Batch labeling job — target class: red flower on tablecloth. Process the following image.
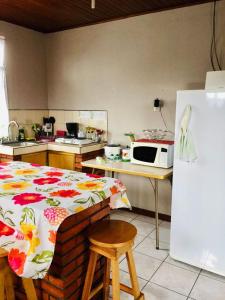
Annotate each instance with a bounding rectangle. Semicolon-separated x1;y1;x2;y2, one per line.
45;171;64;177
0;221;15;236
44;207;69;226
8;248;26;275
30;163;41;167
110;186;119;195
49;189;81;198
86;173;103;178
33;177;60;185
48;230;57;243
12;193;46;205
0;174;13;180
0;162;9;166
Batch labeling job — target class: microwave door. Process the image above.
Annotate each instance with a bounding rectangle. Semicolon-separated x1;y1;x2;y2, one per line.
133;146;157;163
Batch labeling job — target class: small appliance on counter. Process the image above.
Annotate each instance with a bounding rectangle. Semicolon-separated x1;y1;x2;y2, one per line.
56;130;67;137
130;139;174;168
66;122;79;138
43;117;55;136
104;144;121;160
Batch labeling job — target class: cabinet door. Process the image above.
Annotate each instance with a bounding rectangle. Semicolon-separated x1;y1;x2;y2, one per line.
21;151;47;166
0;158;12;163
48;152;75;170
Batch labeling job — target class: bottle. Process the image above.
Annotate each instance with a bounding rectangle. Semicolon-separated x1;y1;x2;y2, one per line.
122;146;131;162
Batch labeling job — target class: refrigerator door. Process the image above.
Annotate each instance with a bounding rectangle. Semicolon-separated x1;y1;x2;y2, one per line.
170;89;225;276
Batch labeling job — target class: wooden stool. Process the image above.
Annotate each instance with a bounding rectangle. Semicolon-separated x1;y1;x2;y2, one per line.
0;248;37;300
82;220;145;300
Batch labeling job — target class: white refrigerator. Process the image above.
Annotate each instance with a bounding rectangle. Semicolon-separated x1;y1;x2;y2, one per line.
170;89;225;276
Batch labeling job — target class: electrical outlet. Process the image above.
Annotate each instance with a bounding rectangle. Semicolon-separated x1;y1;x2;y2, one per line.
153;98;161;112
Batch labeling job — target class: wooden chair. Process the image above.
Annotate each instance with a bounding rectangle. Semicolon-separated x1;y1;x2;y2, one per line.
0;248;37;300
82;220;145;300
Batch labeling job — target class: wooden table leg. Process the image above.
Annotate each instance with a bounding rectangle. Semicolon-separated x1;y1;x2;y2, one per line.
0;271;5;300
154;179;160;250
22;278;37;300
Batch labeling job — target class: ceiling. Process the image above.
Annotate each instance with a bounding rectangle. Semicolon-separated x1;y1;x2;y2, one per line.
0;0;217;33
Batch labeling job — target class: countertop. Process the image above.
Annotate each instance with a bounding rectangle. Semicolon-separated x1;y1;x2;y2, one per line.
0;141;105;156
82;159;173;179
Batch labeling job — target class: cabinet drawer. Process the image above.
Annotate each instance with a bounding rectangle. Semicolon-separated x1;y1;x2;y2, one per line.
48;151;75;170
21;151;47;166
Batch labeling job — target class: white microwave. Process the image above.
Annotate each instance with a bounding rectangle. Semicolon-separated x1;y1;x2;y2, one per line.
130;139;174;168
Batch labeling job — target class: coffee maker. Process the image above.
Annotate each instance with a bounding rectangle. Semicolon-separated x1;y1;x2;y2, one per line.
43;117;55;136
66;123;79;138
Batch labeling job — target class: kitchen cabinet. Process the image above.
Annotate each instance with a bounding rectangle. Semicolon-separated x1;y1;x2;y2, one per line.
0;157;12;163
48;151;75;170
0;146;104;171
21;151;47;166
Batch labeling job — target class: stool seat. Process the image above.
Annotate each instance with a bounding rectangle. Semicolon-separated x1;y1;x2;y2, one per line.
89;220;137;248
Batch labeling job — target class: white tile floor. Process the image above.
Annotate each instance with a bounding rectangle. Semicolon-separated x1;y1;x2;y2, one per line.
109;209;225;300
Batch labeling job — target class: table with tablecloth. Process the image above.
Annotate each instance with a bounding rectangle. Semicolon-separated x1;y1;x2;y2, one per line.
0;161;130;287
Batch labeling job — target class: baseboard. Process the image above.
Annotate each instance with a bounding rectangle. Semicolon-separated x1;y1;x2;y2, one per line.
119;206;171;222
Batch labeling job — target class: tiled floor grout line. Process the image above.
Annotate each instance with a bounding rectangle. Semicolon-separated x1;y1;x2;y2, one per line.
133;234;149;249
186;270;201;299
145;281;191;298
139;250;170;292
160;260;201;274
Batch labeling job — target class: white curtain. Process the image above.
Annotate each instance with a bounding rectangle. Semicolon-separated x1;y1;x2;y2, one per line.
0;37;9;138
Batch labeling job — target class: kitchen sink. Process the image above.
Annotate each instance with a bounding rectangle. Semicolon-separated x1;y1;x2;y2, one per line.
2;142;39;147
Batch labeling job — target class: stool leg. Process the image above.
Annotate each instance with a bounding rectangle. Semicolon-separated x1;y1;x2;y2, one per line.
82;250;98;300
126;249;142;299
111;259;120;300
5;271;15;300
103;258;111;300
0;271;5;300
22;278;37;300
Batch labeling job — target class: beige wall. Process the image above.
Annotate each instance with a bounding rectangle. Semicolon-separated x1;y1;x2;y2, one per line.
46;1;225;214
0;21;47;109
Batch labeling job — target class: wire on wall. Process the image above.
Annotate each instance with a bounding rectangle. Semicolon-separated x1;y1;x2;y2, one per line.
160;110;168;131
210;0;222;71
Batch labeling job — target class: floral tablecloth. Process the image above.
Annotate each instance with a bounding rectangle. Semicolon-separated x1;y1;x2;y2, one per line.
0;161;130;279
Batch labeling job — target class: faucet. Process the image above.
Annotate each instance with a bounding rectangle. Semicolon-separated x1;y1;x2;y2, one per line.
8;120;19;142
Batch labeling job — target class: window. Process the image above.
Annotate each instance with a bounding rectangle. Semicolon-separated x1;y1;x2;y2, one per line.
0;37;9;137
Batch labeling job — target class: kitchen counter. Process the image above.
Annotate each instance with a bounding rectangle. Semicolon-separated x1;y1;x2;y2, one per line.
48;141;105;154
0;141;105;156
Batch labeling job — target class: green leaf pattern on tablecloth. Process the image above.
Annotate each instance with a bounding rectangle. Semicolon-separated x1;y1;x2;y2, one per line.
32;250;53;264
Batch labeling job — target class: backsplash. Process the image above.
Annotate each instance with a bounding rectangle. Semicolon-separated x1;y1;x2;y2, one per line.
9;109;108;141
